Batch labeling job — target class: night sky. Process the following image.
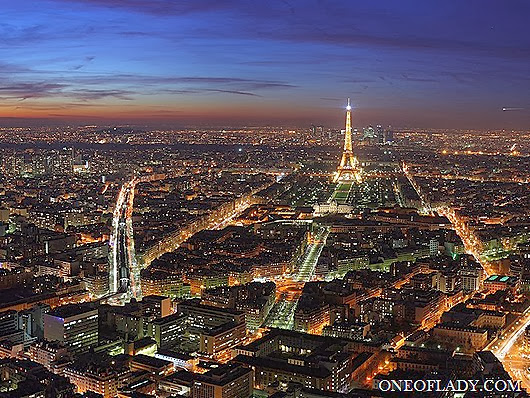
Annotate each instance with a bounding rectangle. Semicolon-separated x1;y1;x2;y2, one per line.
1;0;530;129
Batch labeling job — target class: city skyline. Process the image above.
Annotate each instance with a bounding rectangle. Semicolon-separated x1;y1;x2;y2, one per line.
0;101;529;395
1;3;530;396
1;0;530;129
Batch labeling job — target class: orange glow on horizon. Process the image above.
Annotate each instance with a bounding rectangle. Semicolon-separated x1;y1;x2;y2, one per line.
0;100;338;125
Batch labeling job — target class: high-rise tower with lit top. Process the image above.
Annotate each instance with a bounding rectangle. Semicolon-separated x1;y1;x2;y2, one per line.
334;99;362;182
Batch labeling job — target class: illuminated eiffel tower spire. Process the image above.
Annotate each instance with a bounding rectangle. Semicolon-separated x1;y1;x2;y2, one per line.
334;98;362;182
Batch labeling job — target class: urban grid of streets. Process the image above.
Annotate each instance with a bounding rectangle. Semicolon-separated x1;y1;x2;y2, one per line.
110;176;268;302
403;161;530;389
107;160;530;387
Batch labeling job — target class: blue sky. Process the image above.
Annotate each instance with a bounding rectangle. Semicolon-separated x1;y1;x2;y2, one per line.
1;0;530;128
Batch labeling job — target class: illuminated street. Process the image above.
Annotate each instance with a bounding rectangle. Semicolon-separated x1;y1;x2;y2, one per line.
109;182;129;294
403;162;494;276
402;162;433;213
110;178;141;299
435;205;495;276
139;181;274;266
487;307;530;390
266;226;329;330
265;301;298;330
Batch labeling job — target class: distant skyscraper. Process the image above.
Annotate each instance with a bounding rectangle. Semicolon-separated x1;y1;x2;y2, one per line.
376;125;384;144
384;128;394;143
363;125;376;141
311;125;324;136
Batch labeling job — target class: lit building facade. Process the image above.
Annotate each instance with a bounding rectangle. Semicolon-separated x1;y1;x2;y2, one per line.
43;304;98;354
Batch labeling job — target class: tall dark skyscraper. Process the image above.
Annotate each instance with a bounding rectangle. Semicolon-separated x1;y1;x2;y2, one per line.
376;125;384;144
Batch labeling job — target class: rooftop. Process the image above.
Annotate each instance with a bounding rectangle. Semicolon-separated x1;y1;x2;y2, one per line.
47;303;97;319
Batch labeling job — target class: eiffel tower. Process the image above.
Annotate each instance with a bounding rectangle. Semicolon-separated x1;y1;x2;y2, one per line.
333;98;362;183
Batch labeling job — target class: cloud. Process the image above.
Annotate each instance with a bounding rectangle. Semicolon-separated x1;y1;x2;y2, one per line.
6;0;530;67
71;56;96;71
51;0;234;15
246;82;295;90
270;27;530;61
439;72;477;85
0;62;33;73
0;81;134;101
0;70;295;105
63;74;296;95
160;88;259;96
400;74;439;83
319;97;342;101
67;89;134;100
62;74;295;88
0;22;98;47
0;83;67;100
119;31;153;37
203;89;259;97
342;79;378;84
